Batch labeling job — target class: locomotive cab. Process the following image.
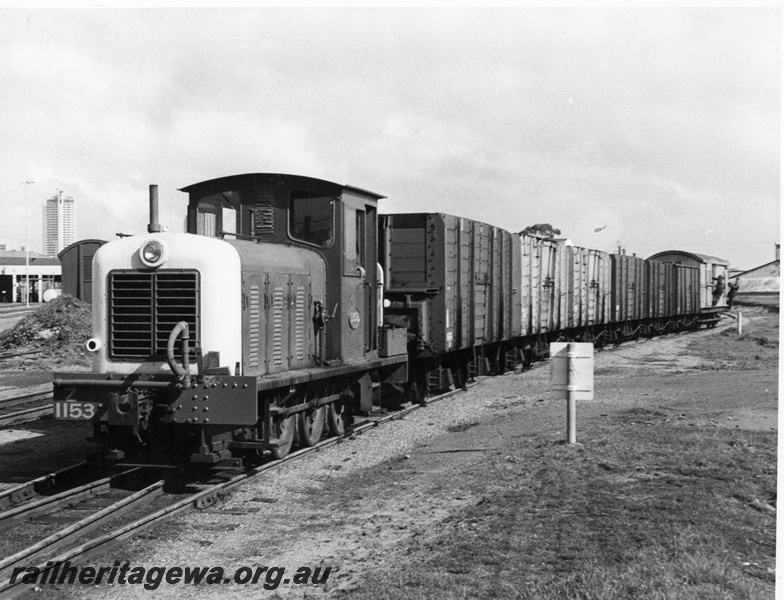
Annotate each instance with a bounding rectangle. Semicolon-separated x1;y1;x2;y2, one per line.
182;173;383;366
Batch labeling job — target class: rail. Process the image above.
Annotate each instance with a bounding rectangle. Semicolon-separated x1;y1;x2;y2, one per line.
0;383;472;596
0;462;88;512
0;467;170;590
0;391;53;427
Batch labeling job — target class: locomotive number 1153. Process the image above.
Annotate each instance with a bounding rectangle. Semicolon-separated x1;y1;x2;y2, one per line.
53;401;100;420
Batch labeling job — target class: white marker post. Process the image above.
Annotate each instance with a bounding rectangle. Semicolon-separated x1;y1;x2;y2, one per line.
551;342;594;444
738;311;743;336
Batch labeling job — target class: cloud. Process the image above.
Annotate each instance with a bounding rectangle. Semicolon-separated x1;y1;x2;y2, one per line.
0;7;777;270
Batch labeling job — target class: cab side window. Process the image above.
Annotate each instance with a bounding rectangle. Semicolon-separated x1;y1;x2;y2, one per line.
194;191;240;237
290;192;334;248
343;207;366;275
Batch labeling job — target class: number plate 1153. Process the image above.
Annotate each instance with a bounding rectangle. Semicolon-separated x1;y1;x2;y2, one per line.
54;401;99;420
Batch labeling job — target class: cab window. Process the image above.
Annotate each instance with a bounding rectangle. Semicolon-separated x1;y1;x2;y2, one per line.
195;191;240;237
344;208;366;275
289;191;334;247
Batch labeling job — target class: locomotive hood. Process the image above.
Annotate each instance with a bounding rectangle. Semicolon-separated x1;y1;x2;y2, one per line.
88;232;243;376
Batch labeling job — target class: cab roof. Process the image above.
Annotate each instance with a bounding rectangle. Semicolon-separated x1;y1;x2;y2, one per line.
179;173;386;201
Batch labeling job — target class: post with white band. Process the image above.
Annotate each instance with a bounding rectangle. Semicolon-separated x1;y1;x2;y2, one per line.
550;342;594;444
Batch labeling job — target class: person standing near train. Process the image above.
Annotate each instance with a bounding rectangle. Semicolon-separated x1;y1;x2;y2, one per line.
727;278;740;309
712;275;725;307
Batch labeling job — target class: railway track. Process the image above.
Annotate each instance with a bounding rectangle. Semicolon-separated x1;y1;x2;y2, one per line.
0;465;176;592
0;390;53;427
0;462;92;513
0;351;42;361
0;384;469;596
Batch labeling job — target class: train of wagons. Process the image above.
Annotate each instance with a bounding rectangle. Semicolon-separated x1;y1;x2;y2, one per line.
52;173;729;467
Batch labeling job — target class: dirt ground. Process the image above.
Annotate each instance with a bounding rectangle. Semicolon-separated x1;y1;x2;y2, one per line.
7;307;779;599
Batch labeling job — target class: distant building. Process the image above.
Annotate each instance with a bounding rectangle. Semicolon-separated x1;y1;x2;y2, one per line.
0;250;61;303
43;191;76;257
731;244;780;296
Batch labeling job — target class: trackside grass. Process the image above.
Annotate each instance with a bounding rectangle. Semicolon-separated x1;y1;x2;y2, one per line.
343;308;777;600
348;420;775;599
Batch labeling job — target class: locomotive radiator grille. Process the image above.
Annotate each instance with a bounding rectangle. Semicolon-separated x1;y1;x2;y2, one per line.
293;286;306;362
248;285;260;368
108;270;200;360
271;287;284;366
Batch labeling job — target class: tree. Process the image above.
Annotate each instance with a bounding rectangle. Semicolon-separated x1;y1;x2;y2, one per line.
518;223;561;239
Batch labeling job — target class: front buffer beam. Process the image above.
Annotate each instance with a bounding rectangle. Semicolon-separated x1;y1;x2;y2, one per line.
52;372;259;427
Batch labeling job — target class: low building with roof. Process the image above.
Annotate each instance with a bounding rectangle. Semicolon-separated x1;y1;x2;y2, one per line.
0;250;61;303
731;244;779;297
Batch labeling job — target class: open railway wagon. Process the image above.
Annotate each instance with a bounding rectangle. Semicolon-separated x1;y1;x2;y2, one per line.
608;254;695;340
379;213;521;396
380;212;726;397
520;237;612;353
379;214;619;395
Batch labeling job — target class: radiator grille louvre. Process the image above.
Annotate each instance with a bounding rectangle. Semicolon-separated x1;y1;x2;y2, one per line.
293;285;306;361
271;287;284;366
248;285;260;368
253;191;276;237
109;271;200;360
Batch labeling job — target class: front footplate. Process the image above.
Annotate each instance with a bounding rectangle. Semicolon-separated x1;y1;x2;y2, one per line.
52;372;258;427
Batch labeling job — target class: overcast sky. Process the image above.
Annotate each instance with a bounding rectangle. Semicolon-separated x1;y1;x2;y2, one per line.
0;7;779;270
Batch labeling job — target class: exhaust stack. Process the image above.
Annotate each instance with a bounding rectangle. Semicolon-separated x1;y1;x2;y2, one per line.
148;184;162;233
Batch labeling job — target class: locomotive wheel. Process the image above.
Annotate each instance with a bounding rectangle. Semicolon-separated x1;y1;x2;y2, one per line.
327;401;347;436
270;414;295;460
298;401;325;447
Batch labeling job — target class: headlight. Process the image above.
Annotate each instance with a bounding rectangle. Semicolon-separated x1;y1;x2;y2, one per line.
140;240;166;267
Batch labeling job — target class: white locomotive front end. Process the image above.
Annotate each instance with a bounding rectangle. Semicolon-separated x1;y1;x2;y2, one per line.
52;227;259;465
87;232;242;377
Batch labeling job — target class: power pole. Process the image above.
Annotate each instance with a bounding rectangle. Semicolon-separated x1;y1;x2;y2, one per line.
21;180;35;308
